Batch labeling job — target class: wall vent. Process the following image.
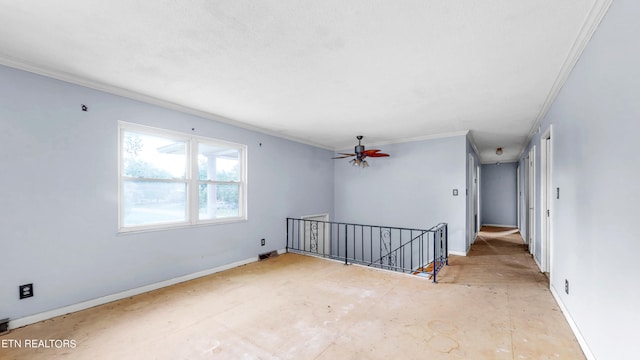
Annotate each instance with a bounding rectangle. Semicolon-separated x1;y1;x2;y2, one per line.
259;251;278;261
0;318;9;334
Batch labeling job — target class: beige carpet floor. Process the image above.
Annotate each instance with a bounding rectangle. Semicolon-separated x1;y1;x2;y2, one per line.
0;227;584;359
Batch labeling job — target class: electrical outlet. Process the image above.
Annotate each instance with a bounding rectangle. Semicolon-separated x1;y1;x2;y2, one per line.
261;238;265;246
565;279;569;294
19;283;33;299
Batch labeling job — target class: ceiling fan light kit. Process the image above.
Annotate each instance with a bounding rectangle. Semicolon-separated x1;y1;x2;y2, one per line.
333;136;389;168
349;158;369;167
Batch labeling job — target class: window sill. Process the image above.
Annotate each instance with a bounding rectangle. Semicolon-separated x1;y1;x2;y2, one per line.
117;217;248;235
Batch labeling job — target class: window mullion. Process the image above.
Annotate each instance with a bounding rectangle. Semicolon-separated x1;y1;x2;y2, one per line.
189;139;198;225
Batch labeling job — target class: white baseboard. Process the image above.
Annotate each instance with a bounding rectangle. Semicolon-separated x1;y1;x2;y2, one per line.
448;250;467;256
550;285;595;360
9;249;286;330
534;257;543;272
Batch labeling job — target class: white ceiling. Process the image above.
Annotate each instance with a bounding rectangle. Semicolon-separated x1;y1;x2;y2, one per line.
0;0;612;163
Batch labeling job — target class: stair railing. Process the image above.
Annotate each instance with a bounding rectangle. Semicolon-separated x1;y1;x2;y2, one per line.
286;218;448;283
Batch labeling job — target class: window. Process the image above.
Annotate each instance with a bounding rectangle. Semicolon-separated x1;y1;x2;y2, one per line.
119;122;246;231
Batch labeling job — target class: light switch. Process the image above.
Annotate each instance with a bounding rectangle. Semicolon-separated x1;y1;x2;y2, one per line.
453;189;459;196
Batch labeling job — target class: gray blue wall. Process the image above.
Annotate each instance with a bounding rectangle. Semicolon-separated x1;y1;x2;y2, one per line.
334;135;468;254
0;65;335;321
480;162;517;227
520;0;640;358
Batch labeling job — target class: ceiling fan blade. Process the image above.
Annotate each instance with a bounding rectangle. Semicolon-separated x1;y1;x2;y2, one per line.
362;149;382;155
363;149;390;157
332;154;355;159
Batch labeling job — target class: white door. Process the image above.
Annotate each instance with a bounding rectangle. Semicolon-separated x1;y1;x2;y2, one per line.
476;164;480;236
301;214;329;255
528;146;536;256
524;156;530;246
517;165;521;230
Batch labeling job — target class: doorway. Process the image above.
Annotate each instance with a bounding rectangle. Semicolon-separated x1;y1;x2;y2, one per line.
300;213;330;255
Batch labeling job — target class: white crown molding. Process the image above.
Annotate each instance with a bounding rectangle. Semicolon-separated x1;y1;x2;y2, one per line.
0;56;333;151
518;0;614;159
349;130;470;150
466;131;480;156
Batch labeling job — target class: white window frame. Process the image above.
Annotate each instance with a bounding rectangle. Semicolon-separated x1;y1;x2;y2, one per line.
118;121;247;232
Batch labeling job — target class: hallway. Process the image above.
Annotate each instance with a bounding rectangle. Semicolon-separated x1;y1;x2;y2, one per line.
1;228;584;359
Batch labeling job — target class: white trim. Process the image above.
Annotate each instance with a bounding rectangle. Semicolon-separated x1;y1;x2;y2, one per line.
300;213;330;221
550;286;596;360
349;130;470;149
534;257;543;272
115;218;249;236
518;0;614;160
468;154;476;250
8;251;285;330
476;164;481;237
448;250;467;257
540;126;553;273
527;146;536;256
466;132;480;155
517;165;521;230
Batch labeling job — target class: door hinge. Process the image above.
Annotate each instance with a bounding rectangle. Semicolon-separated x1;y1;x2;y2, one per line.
547;209;550;217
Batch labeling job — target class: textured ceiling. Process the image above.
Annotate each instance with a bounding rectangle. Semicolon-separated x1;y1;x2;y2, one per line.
0;0;611;163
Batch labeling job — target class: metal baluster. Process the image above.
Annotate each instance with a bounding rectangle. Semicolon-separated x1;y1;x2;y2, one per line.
344;224;348;265
370;227;373;264
361;225;364;263
445;224;449;266
433;228;437;283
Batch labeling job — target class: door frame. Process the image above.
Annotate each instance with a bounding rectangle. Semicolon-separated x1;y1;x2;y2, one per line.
476;163;481;238
468;154;478;247
523;155;530;246
527;146;536;257
517;165;521;230
540;126;553;273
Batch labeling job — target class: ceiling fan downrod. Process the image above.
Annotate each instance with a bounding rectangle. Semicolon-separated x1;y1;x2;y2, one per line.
355;135;365;154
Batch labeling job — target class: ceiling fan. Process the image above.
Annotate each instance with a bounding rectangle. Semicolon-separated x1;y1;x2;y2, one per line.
333;135;390;167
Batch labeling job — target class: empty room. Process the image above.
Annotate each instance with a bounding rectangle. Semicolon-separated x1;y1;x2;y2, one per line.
1;1;638;359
